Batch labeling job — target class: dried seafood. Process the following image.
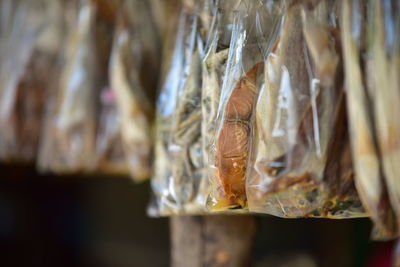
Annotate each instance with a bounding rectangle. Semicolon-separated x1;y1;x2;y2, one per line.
211;63;262;210
341;0;397;238
0;0;62;162
38;1;97;173
109;28;153;180
248;0;365;218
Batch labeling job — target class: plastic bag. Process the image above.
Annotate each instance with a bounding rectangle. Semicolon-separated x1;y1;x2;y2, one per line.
343;0;400;239
149;2;214;216
38;0;98;173
108;0;158;181
206;0;265;211
92;7;131;176
367;0;400;237
341;0;397;238
246;0;365;218
0;0;62;162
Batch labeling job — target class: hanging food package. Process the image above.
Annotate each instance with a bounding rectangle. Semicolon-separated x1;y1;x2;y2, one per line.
343;0;400;239
149;1;214;216
38;0;98;173
109;0;159;181
206;0;265;211
92;1;131;176
341;0;398;239
201;0;236;195
0;0;63;162
246;0;365;218
368;0;400;237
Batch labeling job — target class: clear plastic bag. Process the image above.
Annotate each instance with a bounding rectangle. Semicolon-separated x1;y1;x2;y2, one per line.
108;2;158;181
350;0;400;239
368;0;400;236
38;0;98;173
0;0;62;162
246;0;365;218
206;0;265;211
95;86;129;175
341;0;397;238
149;2;214;216
93;10;130;176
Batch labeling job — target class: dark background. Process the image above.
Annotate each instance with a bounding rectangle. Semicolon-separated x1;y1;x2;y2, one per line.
0;164;393;267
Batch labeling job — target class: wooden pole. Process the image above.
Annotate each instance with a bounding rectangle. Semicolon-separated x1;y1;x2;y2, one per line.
170;215;257;267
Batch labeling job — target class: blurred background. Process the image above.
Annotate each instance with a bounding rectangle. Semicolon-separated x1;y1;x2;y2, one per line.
0;164;393;267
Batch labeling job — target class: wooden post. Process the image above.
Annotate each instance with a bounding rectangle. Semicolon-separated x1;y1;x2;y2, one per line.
170;215;257;267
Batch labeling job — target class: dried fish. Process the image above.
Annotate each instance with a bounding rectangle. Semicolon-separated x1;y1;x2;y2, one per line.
202;49;229;174
38;1;98;173
365;0;400;238
247;0;365;218
207;0;265;211
0;0;62;162
212;63;262;210
341;0;397;238
109;28;153;180
150;6;211;215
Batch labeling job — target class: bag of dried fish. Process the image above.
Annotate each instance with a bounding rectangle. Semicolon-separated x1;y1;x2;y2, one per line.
91;7;132;176
109;0;159;181
201;1;235;191
341;0;398;239
38;0;98;173
0;0;63;162
149;2;214;216
247;0;365;218
206;0;265;211
362;0;400;239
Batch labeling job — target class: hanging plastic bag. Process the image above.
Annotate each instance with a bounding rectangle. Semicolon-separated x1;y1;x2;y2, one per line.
38;0;98;173
367;0;400;235
91;5;131;176
0;0;62;162
149;2;214;216
343;1;400;239
206;0;265;211
246;0;365;218
341;0;398;238
108;0;159;181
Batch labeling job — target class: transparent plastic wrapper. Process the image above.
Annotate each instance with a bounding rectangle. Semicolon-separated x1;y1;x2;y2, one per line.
201;1;237;188
93;7;130;176
95;86;129;175
109;0;159;181
149;3;214;216
207;0;265;211
341;0;398;239
0;0;63;162
365;0;400;238
367;0;400;235
38;0;98;173
246;0;365;218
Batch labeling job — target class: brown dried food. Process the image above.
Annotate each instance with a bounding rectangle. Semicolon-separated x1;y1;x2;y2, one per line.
213;63;262;209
